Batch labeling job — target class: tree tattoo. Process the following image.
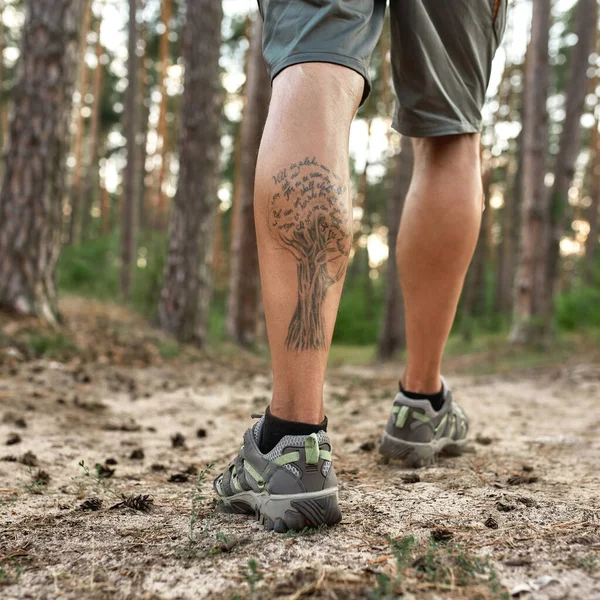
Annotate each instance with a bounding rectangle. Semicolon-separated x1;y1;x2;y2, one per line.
268;157;350;351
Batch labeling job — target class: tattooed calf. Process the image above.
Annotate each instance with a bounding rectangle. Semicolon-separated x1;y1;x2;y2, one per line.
268;158;350;351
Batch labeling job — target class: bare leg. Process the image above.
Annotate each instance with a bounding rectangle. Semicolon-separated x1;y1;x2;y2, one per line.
398;135;483;394
254;63;363;424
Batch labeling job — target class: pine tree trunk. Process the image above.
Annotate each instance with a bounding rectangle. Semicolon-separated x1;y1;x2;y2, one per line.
151;0;172;231
158;0;223;345
137;14;150;232
348;125;372;285
377;136;413;361
0;0;6;156
509;0;551;345
497;55;526;317
585;115;600;283
545;0;597;325
211;207;224;282
226;17;270;345
120;0;139;297
67;0;92;246
461;170;490;342
361;122;375;320
495;151;520;315
100;181;111;234
0;0;84;323
228;16;252;245
80;34;104;241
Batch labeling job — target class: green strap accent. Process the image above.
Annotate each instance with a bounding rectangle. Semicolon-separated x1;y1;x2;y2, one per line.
448;416;455;438
229;464;243;492
412;411;430;423
395;406;409;428
305;433;320;465
274;451;300;466
435;413;448;434
243;460;264;486
391;406;400;414
320;450;332;461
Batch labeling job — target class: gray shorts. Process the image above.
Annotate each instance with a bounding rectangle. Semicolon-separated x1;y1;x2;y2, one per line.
257;0;508;137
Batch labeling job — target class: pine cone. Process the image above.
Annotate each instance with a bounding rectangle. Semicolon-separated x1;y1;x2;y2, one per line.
35;470;50;485
20;451;38;467
171;433;186;448
110;494;153;513
95;463;115;478
80;497;103;511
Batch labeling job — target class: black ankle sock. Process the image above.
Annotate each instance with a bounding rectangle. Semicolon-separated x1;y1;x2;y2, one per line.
258;406;327;454
400;383;445;412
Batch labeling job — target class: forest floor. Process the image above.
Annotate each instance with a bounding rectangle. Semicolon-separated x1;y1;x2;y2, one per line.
0;297;599;600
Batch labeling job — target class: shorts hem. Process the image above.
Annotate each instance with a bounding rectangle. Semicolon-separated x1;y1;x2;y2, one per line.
392;119;482;138
270;52;371;105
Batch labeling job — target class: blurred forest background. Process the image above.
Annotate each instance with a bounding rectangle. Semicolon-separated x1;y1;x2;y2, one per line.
0;0;599;362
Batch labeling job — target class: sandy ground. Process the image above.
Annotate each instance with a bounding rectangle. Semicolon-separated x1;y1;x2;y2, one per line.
0;307;599;599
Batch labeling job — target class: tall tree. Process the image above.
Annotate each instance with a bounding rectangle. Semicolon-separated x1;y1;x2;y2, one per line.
545;0;598;322
0;0;85;323
226;16;270;346
493;58;522;318
377;136;412;360
228;15;253;250
0;0;7;153
461;166;491;341
136;8;150;231
495;149;521;316
585;111;600;283
158;0;223;345
151;0;172;230
66;0;92;245
120;0;139;297
80;26;104;241
510;0;551;345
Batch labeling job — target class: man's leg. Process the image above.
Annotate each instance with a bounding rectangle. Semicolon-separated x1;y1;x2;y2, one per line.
379;0;506;465
254;63;363;426
214;63;362;531
215;0;384;531
379;135;481;464
398;135;482;394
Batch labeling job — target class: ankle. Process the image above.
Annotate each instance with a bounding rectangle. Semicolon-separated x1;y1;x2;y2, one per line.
400;372;442;396
270;392;324;425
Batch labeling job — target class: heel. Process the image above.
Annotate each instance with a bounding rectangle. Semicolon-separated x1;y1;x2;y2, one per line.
379;432;436;468
286;493;342;530
261;490;341;532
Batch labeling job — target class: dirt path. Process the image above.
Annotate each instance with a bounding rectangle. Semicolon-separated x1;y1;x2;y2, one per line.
1;349;599;599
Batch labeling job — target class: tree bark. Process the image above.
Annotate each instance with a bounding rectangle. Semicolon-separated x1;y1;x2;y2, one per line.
158;0;223;345
151;0;172;231
226;17;270;345
137;11;150;232
509;0;551;345
228;16;252;251
100;181;111;234
377;136;413;361
120;0;139;298
80;32;104;241
461;168;491;341
66;0;92;246
585;114;600;283
545;0;597;324
0;0;7;155
0;0;84;323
